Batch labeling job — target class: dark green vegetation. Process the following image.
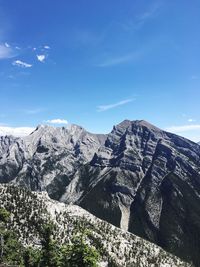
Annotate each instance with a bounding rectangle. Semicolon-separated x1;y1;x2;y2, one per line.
0;208;99;267
0;208;23;265
0;207;24;265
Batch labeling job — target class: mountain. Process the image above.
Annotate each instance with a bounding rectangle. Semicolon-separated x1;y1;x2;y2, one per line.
0;124;106;192
0;120;200;266
0;184;191;267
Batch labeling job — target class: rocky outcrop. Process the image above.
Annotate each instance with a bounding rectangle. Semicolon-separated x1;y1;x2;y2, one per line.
0;120;200;266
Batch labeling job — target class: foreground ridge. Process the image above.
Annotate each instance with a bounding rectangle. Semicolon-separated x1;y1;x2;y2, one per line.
0;184;192;267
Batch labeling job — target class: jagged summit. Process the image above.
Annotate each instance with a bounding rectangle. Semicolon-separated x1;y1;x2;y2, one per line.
28;123;105;141
113;119;164;135
0;120;192;146
114;119;132;128
133;119;162;130
4;119;164;139
116;119;155;127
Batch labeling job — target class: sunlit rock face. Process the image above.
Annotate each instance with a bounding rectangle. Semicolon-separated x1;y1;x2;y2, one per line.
0;120;200;266
0;124;106;193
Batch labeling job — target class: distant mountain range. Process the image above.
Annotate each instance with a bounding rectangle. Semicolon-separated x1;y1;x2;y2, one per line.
0;120;200;266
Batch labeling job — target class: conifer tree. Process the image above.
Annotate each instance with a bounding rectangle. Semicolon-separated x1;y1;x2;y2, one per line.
40;223;60;267
60;224;100;267
0;208;10;263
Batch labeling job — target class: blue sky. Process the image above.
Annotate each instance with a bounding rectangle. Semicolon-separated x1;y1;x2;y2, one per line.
0;0;200;141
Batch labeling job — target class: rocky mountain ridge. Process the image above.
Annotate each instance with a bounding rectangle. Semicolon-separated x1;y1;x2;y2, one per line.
0;123;106;190
0;120;200;266
0;184;192;267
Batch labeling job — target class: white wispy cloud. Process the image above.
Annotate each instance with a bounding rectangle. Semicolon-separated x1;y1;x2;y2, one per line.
44;45;50;49
97;99;133;112
120;2;162;33
165;124;200;142
12;60;32;68
0;44;15;59
97;52;141;67
137;2;161;22
22;108;45;115
0;126;35;137
37;54;46;63
188;118;196;122
166;124;200;133
5;42;10;48
45;119;68;125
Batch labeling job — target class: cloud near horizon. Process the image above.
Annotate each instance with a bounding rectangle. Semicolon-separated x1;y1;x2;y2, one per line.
45;119;68;124
97;99;133;112
188;118;196;122
0;126;35;137
165;125;200;142
166;124;200;133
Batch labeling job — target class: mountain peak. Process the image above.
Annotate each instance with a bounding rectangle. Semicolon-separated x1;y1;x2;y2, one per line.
33;124;56;132
115;119;132;128
33;123;86;134
66;123;85;133
114;119;162;134
132;119;163;132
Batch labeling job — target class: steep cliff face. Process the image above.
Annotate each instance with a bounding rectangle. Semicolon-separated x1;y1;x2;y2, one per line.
0;120;200;266
65;120;200;266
